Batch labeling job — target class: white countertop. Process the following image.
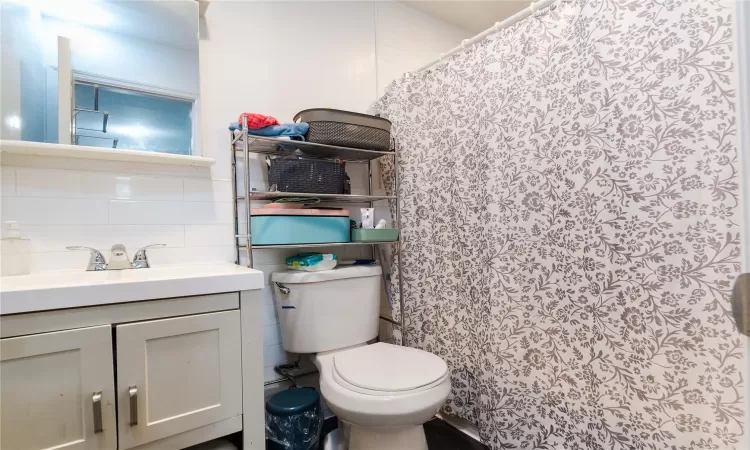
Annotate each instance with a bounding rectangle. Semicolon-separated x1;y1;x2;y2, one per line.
0;264;264;315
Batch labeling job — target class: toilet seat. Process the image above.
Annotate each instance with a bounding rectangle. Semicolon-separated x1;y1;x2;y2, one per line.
314;343;453;429
332;343;449;396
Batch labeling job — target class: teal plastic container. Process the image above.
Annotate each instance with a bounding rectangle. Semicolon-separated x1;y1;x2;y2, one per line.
251;215;350;245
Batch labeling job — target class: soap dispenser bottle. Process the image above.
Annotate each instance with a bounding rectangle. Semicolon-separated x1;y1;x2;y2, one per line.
0;221;31;276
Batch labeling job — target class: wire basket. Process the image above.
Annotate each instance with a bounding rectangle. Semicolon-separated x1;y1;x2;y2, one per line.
268;158;346;194
294;109;392;152
306;122;391;151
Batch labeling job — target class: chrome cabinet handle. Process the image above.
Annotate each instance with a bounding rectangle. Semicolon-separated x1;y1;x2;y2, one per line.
128;386;138;426
92;392;103;433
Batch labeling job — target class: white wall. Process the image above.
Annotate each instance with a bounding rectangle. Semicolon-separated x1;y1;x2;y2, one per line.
375;2;468;96
199;1;469;382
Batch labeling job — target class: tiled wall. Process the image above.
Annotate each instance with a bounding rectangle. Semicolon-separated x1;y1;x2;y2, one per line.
0;155;234;272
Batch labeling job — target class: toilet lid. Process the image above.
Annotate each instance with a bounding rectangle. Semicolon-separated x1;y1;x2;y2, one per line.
333;343;448;392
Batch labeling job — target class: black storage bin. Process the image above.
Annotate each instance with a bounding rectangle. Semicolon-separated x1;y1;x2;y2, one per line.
268;158;346;194
294;109;392;152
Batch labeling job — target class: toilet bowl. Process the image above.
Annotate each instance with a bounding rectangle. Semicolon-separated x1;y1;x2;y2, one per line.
271;265;451;450
315;343;451;449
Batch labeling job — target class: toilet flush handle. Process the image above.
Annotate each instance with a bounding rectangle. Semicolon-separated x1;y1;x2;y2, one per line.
275;282;290;294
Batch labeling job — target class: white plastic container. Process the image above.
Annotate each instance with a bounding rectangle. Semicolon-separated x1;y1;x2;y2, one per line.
0;221;31;277
271;265;382;353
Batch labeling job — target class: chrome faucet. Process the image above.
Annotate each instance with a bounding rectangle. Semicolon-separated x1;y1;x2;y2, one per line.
130;244;165;269
108;244;131;270
67;244;166;271
66;246;108;271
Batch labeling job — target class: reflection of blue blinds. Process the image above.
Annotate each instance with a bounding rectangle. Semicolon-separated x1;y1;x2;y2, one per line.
75;84;193;155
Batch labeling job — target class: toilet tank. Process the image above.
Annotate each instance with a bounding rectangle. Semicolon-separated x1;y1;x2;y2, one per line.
271;265;382;353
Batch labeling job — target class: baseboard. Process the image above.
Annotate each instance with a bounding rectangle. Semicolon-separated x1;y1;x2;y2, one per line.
436;412;482;444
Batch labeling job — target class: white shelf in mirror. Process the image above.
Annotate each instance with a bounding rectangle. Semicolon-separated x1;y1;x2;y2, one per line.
0;140;215;167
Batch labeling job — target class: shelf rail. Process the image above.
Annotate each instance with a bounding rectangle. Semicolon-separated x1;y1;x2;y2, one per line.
231;115;406;345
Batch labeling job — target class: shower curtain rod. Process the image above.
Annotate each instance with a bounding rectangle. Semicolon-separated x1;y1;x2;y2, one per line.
413;0;558;73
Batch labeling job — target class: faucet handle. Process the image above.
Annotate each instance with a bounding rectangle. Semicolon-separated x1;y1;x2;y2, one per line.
131;244;166;269
67;246;108;271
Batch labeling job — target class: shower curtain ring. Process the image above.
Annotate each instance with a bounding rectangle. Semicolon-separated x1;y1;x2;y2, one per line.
529;1;537;13
461;39;469;49
493;21;502;31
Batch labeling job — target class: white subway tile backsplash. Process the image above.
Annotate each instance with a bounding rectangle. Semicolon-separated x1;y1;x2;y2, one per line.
116;174;184;201
19;235;235;272
261;286;275;306
1;166;15;196
263;344;290;368
263;324;282;347
109;200;185;224
1;164;236;269
183;201;234;225
29;245;235;273
15;168;183;201
31;251;93;273
255;264;288;286
264;366;285;382
185;224;235;247
24;225;185;252
263;303;279;325
2;197;109;225
145;246;236;266
108;201;232;225
184;179;233;203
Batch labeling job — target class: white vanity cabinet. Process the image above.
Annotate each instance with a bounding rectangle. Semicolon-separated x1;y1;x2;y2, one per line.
0;325;117;450
115;311;242;449
0;282;265;450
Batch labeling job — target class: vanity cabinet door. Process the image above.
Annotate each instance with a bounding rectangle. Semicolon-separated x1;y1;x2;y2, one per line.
0;325;117;450
115;311;242;449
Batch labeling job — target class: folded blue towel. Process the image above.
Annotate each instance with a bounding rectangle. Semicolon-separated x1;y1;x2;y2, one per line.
229;122;309;140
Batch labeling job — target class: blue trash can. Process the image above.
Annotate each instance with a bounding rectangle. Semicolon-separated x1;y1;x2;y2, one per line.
265;388;323;450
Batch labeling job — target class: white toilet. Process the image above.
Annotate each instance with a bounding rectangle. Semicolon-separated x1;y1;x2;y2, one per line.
271;265;451;450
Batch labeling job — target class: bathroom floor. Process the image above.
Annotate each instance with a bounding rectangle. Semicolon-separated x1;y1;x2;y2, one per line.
266;417;486;449
424;419;487;450
310;417;487;450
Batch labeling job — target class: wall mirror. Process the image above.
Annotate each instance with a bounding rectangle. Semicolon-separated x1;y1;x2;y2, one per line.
1;1;200;156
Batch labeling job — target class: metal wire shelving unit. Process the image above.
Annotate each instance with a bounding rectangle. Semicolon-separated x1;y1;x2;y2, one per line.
230;116;405;339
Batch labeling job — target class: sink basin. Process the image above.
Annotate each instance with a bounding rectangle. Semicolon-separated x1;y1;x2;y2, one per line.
0;264;264;315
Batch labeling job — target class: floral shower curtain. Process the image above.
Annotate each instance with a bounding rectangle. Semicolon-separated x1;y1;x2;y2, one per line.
375;0;742;448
